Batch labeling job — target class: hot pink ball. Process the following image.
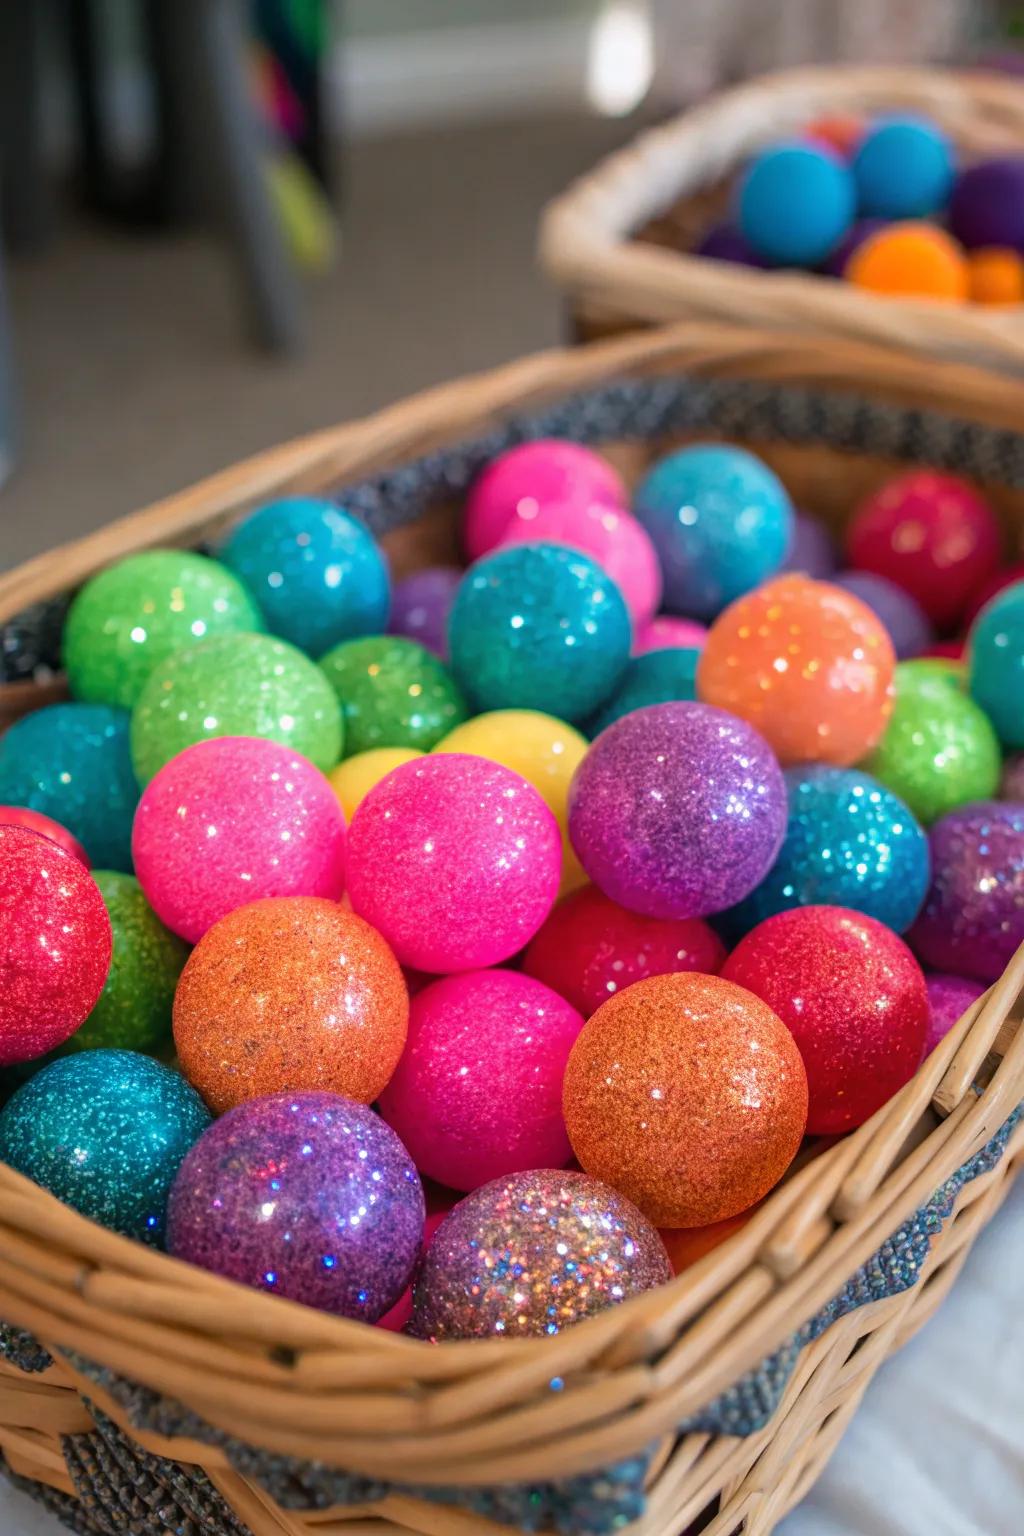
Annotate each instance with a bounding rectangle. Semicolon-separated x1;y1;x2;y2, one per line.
924;972;986;1057
499;501;661;626
463;440;628;563
632;615;708;655
347;754;561;972
132;737;347;944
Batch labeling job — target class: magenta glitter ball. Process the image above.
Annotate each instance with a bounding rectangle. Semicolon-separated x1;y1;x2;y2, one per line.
0;826;112;1065
346;754;561;972
463;440;627;563
167;1092;424;1320
632;614;708;655
909;802;1024;983
132;737;347;944
568;701;786;919
379;970;584;1191
924;973;986;1057
499;501;661;627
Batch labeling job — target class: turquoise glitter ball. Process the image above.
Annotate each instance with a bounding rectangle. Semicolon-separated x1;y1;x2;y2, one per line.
0;703;138;870
448;544;631;723
0;1050;210;1246
585;646;700;737
130;631;343;784
220;497;390;657
319;634;468;754
63;550;263;710
969;580;1024;749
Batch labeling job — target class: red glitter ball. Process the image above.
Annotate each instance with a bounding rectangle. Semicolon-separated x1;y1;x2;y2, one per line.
0;825;112;1065
0;806;90;867
963;562;1024;628
722;905;928;1136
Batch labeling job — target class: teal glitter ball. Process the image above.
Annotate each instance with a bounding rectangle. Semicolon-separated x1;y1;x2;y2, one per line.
448;544;631;723
585;647;700;737
63;550;263;709
969;580;1024;749
0;703;138;870
0;1050;210;1246
319;634;468;754
130;631;343;784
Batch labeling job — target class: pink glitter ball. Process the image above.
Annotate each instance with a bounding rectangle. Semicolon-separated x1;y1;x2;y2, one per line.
346;754;561;972
0;805;90;867
463;440;628;563
376;1208;449;1331
632;615;708;655
498;501;661;626
379;969;585;1190
132;737;347;944
924;972;986;1057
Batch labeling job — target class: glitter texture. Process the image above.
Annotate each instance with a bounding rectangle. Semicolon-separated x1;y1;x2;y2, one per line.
347;754;561;972
0;703;139;870
63;549;263;709
410;1168;670;1340
567;701;786;919
319;635;467;755
697;574;896;767
585;647;700;737
723;906;928;1135
968;578;1024;748
924;972;987;1056
780;510;839;578
132;737;347;944
329;748;424;821
0;826;112;1065
563;973;807;1228
174;897;408;1113
388;566;462;658
498;501;661;626
463;440;627;563
909;801;1024;982
0;806;89;866
378;969;584;1191
0;1049;210;1245
632;615;707;654
833;570;933;659
131;631;343;784
166;1092;424;1320
447;544;631;725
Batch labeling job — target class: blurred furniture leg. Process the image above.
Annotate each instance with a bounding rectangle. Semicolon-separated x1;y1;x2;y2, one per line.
0;0;54;253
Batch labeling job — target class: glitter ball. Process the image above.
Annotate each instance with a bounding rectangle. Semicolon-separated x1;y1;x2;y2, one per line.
632;615;708;654
585;647;700;737
377;1206;450;1332
1000;753;1024;800
131;631;343;785
410;1168;670;1340
909;801;1024;983
567;701;786;920
463;440;627;563
780;510;839;578
388;566;462;658
924;972;987;1056
723;906;928;1135
964;562;1024;628
899;656;966;692
660;1211;755;1275
633;444;793;620
379;970;584;1191
0;703;139;870
833;570;933;659
0;826;112;1065
852;118;953;219
167;1092;424;1320
319;635;467;755
347;754;561;972
132;737;347;944
563;973;807;1227
498;501;661;626
174;898;408;1113
697;574;896;767
220;497;390;656
968;579;1024;749
63;549;263;709
447;544;631;724
329;747;424;821
0;1050;210;1245
738;143;856;265
0;805;89;866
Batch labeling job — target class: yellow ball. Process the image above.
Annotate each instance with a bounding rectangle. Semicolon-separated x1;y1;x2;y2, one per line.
329;748;424;822
434;710;589;894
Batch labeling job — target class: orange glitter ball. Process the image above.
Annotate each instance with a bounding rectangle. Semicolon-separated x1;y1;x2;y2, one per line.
173;896;408;1114
846;223;968;302
967;246;1024;306
660;1209;755;1275
562;972;807;1228
696;573;895;767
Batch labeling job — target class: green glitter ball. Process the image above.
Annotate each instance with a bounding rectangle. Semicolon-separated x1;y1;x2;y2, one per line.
898;657;966;692
319;635;468;755
131;631;343;783
64;550;264;709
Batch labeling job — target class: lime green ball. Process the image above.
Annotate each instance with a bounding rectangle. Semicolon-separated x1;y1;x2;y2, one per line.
898;657;966;692
131;632;343;783
64;550;263;709
319;635;468;755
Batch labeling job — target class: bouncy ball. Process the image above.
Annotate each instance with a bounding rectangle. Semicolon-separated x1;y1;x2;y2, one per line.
852;117;953;218
319;634;467;755
388;566;462;658
737;142;855;266
910;802;1024;984
865;665;1000;825
497;500;661;626
968;580;1024;749
463;440;627;563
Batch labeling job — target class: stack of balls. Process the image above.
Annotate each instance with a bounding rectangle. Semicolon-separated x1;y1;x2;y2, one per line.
1;432;1021;1344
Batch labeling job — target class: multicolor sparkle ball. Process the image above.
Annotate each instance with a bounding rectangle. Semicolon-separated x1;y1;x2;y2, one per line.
968;580;1024;749
410;1169;671;1340
462;439;628;563
319;635;468;755
0;805;89;867
173;898;408;1114
498;501;662;627
167;1092;424;1321
909;802;1024;984
924;973;987;1058
388;566;462;659
723;906;928;1136
563;973;808;1228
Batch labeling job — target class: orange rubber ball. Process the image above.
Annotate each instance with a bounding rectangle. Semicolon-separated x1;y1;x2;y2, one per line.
846;222;968;301
696;573;895;767
967;246;1024;306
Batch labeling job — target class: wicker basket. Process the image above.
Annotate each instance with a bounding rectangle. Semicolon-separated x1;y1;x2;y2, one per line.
2;324;1024;1536
540;64;1024;369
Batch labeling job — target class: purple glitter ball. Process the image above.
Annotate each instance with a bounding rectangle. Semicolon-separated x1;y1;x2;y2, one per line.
568;700;786;920
695;221;769;268
388;566;462;660
909;802;1024;983
166;1092;425;1320
780;511;838;579
820;217;887;277
1000;754;1024;801
923;972;986;1057
833;570;934;660
949;157;1024;251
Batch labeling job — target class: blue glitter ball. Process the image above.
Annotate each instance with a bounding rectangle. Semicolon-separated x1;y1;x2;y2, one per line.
0;703;139;870
448;543;631;723
633;444;793;620
853;116;954;219
585;647;700;737
221;497;390;657
737;142;855;266
723;764;930;939
969;580;1024;749
0;1050;210;1246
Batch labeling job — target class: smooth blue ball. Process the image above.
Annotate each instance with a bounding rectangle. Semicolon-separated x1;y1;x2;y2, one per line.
737;142;855;266
448;543;631;723
0;703;139;870
969;580;1024;748
633;444;793;620
585;646;700;738
0;1051;210;1246
221;497;390;657
853;116;954;219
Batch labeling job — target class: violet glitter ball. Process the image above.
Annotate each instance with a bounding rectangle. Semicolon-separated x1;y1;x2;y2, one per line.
909;802;1024;984
388;566;462;660
923;972;986;1057
820;217;887;276
833;570;933;660
568;701;787;919
949;157;1024;252
695;221;769;268
780;511;839;579
167;1092;424;1320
